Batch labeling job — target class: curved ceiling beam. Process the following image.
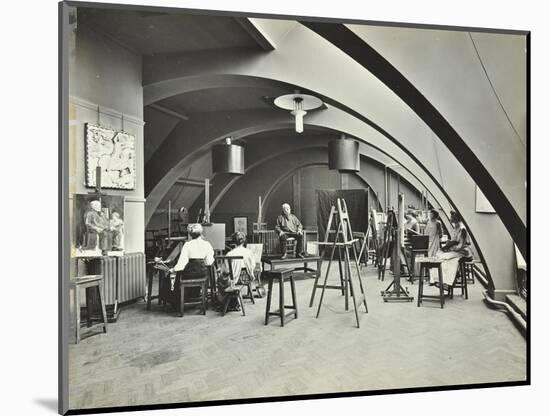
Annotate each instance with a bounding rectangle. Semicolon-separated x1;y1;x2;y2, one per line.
143;111;495;285
143;26;525;258
144;106;444;228
298;21;526;258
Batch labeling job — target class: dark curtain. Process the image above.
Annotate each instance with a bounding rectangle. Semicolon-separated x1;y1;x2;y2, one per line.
316;189;369;241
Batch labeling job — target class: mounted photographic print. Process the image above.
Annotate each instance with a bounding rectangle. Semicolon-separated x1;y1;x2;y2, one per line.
59;1;529;415
85;123;136;190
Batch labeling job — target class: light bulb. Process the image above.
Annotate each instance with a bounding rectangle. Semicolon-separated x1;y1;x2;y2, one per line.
291;109;306;133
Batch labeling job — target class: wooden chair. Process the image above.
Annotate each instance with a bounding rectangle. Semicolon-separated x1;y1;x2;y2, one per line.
71;275;108;344
214;255;248;316
178;276;208;317
285;237;297;257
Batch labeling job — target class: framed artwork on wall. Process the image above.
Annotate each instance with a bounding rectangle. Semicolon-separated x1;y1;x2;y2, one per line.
233;216;248;235
85;123;136;190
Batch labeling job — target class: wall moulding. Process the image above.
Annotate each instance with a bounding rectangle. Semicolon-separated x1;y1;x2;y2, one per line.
70;95;146;127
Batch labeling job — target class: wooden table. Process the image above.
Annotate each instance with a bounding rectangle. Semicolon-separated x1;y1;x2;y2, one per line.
261;255;322;278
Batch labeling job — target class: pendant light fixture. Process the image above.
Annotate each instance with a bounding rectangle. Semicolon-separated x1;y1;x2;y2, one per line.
212;137;245;175
328;134;360;173
274;92;323;133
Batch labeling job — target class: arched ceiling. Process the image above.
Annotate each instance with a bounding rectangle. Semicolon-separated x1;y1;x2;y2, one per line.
76;7;526;291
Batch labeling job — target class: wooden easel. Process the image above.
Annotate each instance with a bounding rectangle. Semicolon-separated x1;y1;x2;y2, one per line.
310;198;368;328
377;210;396;281
380;194;414;302
357;209;379;268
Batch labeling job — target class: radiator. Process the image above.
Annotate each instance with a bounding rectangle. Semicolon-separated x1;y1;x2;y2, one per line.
86;253;146;305
117;252;146;303
252;230;279;255
89;256;118;305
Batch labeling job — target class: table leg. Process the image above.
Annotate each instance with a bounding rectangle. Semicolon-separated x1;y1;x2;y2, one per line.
265;278;273;325
75;286;81;344
279;277;285;327
438;265;445;308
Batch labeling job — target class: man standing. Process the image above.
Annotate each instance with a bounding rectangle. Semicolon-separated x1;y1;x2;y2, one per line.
83;200;109;252
275;203;304;259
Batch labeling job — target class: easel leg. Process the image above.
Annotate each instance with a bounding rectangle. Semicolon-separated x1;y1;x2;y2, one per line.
351;244;368;313
315;243;337;318
344;248;360;328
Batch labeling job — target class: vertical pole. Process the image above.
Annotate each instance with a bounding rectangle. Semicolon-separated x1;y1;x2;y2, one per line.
168;199;171;239
204;178;210;223
258;196;262;225
384;167;388;211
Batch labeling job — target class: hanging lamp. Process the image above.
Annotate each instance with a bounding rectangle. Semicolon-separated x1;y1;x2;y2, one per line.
328;134;360;173
212;137;245;175
274;93;323;133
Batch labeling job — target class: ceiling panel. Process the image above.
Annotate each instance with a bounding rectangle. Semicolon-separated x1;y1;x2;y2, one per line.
77;8;260;55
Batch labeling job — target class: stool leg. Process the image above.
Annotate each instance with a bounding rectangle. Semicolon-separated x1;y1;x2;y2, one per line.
147;268;153;310
75;286;81;344
290;275;298;319
85;287;93;328
180;285;185;317
279;277;285;327
158;271;162;305
265;278;273;325
238;291;246;316
248;283;255;304
464;265;469;300
98;282;108;333
417;266;424;307
438;265;445;308
222;296;230;317
201;283;207;315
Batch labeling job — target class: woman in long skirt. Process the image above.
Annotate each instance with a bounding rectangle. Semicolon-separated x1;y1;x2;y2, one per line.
432;211;472;285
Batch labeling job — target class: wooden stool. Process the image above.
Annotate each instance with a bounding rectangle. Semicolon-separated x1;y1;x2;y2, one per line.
417;259;445;309
221;286;246;317
265;268;298;326
71;275;108;344
452;257;473;299
463;260;475;285
179;277;207;317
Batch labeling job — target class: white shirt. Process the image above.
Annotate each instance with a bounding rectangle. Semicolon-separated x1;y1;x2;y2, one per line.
173;238;215;272
223;245;256;283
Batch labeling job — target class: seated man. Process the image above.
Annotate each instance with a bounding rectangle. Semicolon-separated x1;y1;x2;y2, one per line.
275;203;304;259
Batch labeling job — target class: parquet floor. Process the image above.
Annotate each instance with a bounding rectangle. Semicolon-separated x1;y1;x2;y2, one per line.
68;264;526;411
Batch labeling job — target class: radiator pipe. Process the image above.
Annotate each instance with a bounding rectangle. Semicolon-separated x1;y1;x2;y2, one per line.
482;290;526;333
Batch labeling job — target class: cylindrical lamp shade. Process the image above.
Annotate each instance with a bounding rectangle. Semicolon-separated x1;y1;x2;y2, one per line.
328;139;360;172
212;143;245;174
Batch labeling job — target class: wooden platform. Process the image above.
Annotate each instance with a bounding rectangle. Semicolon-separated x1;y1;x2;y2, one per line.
261;255;322;278
68;264;526;411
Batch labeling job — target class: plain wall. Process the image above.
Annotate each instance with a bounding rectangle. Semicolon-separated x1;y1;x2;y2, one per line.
69;22;145;257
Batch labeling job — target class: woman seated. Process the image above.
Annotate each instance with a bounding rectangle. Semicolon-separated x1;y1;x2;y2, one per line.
432;211;472;285
216;232;257;310
166;223;215;305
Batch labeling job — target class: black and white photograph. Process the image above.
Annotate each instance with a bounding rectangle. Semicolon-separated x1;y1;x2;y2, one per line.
57;1;531;414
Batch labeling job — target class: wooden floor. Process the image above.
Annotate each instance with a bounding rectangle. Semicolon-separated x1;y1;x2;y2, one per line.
68;263;526;411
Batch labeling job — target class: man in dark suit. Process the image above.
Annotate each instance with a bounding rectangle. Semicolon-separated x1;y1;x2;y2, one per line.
275;203;304;259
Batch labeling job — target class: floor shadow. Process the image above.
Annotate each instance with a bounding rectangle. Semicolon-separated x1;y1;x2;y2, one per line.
34;398;58;413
